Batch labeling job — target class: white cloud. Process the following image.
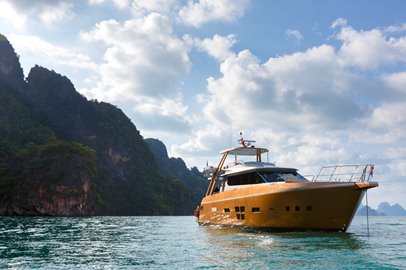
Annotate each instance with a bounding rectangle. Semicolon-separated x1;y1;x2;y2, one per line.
88;0;105;4
0;0;75;27
0;2;27;30
331;18;347;28
202;45;362;131
366;102;406;135
336;26;406;69
81;13;193;133
179;0;250;27
384;23;406;33
382;72;406;93
385;147;406;160
88;0;129;9
174;21;406;181
285;29;303;43
131;96;194;133
112;0;129;9
194;34;236;61
39;2;74;24
9;34;98;72
174;45;361;166
131;0;179;17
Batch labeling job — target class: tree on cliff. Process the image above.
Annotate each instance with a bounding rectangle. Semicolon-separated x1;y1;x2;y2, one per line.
0;33;206;216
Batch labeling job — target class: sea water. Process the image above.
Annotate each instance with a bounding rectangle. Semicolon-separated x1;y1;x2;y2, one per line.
0;216;405;269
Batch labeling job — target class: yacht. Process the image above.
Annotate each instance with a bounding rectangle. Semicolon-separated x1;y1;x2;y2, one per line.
196;138;378;231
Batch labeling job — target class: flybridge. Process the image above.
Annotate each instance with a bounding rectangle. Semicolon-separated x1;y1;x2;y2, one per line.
221;137;269;162
205;137;269;196
221;146;268;156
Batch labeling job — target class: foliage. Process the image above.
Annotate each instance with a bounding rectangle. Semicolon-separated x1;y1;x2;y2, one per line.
0;35;206;215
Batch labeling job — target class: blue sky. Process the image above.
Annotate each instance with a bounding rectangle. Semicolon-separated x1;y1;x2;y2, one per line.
1;0;406;208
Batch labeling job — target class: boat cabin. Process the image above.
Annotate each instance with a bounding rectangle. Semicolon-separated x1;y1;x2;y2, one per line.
205;139;308;196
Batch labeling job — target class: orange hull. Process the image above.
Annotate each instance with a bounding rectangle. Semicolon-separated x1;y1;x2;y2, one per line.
198;181;378;232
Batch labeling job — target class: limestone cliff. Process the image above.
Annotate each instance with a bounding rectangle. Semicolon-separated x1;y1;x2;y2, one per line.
0;140;97;216
0;33;205;215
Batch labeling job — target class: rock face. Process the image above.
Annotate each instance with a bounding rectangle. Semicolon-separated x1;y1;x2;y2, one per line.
145;138;207;213
0;33;206;216
0;140;97;216
0;34;24;86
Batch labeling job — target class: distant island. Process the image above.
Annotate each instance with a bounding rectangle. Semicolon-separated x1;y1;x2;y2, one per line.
0;33;206;216
357;202;406;216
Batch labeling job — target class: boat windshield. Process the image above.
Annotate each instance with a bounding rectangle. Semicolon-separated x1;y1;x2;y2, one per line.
259;171;308;183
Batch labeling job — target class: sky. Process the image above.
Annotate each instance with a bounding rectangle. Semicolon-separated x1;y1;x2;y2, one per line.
1;0;406;208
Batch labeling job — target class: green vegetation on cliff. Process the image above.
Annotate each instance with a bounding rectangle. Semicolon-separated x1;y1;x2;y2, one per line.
0;33;206;216
0;139;97;215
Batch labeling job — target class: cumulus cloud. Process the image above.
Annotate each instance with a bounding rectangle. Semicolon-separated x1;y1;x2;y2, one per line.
82;14;191;99
174;45;361;166
364;102;406;140
0;0;74;27
179;0;250;27
174;20;406;179
336;26;406;69
88;0;129;9
81;13;193;133
0;1;27;30
130;96;194;134
194;34;237;61
381;72;406;93
384;23;406;33
38;2;74;24
131;0;180;17
9;34;98;72
203;45;362;130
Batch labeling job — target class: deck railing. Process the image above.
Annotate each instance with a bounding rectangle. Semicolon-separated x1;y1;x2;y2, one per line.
308;164;374;183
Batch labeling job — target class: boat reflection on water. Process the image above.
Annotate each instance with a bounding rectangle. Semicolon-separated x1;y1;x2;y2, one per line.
201;223;365;251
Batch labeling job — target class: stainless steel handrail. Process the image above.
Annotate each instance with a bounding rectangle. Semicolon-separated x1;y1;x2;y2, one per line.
311;164;374;183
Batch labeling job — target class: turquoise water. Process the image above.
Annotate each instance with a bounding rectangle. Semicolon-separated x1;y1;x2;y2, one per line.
0;216;405;269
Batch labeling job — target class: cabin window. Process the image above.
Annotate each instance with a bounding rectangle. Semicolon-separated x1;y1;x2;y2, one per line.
269;207;274;212
259;171;308;183
286;206;290;212
227;172;265;186
235;206;246;220
224;208;230;213
295;206;300;211
307;206;312;211
252;207;260;213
